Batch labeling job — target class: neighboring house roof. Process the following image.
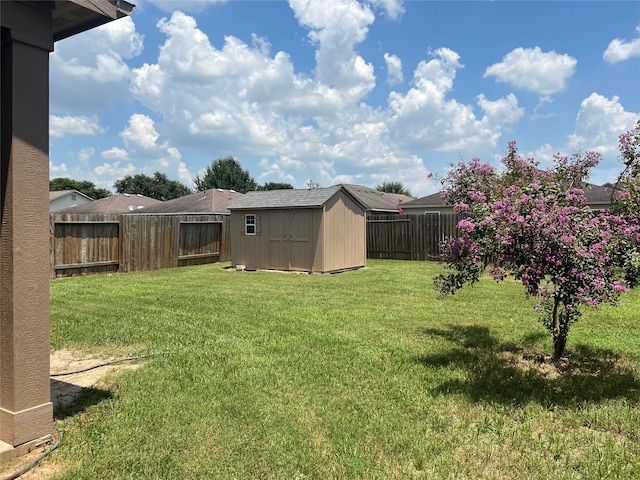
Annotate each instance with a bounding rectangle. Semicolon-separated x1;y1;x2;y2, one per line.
341;184;414;213
228;185;366;210
54;193;162;214
49;189;95;212
400;191;443;208
135;188;244;214
583;183;614;209
49;189;92;202
402;183;614;210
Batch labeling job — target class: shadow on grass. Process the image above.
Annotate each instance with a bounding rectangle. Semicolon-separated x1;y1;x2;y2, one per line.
417;325;640;407
51;378;112;420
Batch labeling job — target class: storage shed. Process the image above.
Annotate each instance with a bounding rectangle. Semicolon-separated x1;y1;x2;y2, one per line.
228;185;366;273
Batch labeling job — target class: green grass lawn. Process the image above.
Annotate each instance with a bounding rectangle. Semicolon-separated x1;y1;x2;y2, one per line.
47;260;640;479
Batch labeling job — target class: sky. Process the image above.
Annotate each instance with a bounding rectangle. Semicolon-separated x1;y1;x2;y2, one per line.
49;0;640;198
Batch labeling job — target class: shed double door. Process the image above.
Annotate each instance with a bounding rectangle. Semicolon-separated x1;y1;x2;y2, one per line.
269;209;312;271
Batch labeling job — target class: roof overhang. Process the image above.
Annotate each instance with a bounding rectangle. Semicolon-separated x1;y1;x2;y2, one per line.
52;0;135;42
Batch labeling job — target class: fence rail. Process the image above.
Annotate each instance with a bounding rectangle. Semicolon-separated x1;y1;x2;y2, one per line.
50;212;459;277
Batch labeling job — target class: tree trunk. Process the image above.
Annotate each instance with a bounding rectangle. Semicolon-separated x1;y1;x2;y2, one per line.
551;297;568;359
553;334;567;359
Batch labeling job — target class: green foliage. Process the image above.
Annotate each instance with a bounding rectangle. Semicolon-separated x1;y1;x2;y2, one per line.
376;181;413;197
113;172;191;201
305;179;321;189
194;156;257;193
257;182;294;191
47;261;640;479
49;177;110;199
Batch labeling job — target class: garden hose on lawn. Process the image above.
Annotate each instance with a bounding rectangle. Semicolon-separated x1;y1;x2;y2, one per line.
50;352;170;377
2;352;170;480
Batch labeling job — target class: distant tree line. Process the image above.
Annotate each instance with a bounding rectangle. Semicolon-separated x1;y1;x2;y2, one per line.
113;172;191;200
376;181;412;197
50;156;411;200
49;177;111;200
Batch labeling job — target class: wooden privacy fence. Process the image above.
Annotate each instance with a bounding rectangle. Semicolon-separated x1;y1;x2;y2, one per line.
51;212;458;277
51;213;231;278
366;213;460;261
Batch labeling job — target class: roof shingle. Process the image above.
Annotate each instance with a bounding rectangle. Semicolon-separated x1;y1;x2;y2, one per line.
228;185;345;210
54;194;161;214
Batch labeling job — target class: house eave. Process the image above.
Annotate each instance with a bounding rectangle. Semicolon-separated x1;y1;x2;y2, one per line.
52;0;135;42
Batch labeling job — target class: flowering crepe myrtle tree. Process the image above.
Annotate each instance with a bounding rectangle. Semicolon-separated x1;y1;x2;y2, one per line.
611;119;640;288
434;137;640;359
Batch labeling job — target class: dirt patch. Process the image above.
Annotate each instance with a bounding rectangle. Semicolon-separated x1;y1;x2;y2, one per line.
0;349;140;480
500;351;566;380
50;349;140;411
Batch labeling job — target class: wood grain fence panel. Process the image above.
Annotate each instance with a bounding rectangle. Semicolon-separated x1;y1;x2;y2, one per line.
366;215;412;260
52;213;231;277
178;217;223;267
367;213;460;261
50;214;121;277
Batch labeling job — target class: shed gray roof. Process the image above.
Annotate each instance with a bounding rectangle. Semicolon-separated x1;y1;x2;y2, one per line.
135;188;244;214
228;185;366;210
55;193;161;214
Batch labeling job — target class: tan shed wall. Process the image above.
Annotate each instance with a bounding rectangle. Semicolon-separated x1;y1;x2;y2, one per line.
231;211;266;269
230;190;365;273
231;208;320;271
318;192;366;272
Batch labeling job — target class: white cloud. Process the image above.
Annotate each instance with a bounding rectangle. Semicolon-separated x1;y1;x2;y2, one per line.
126;11;526;196
121;114;160;151
603;25;640;63
143;0;226;13
529;143;557;170
64;4;545;200
384;53;403;85
388;48;523;151
484;46;577;96
131;10;336;155
78;147;96;163
101;147;129;160
99;16;144;59
49;160;69;178
257;158;296;183
50;115;105;138
477;93;524;124
94;161;138;182
114;114;195;187
369;0;405;20
289;0;376;103
50;17;143;112
567;93;639;157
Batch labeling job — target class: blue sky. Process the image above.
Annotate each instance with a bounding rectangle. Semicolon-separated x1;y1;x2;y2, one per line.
49;0;640;198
